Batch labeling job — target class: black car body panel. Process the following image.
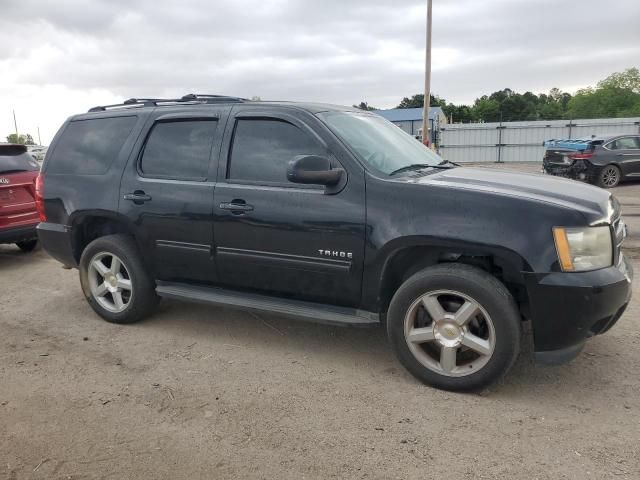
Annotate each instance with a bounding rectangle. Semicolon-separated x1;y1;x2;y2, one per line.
38;99;633;364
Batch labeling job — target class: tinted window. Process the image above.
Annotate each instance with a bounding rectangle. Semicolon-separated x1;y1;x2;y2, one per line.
228;119;325;183
609;137;640;150
318;111;443;175
48;116;137;174
140;120;216;179
0;146;40;174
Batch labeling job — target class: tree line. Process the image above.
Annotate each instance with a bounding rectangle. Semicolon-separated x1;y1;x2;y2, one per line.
5;133;36;145
355;67;640;123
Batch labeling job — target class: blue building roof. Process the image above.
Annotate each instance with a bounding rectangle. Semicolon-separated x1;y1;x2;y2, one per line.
374;107;443;122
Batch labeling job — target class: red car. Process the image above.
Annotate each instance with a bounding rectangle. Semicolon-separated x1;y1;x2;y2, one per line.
0;144;42;251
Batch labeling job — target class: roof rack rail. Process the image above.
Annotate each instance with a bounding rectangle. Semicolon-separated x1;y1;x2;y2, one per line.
88;93;247;112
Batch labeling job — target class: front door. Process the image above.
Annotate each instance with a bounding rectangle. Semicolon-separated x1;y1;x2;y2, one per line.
212;106;366;307
119;108;228;283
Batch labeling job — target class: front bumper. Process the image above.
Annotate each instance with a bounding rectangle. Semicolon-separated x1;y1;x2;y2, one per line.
0;223;38;245
524;255;633;365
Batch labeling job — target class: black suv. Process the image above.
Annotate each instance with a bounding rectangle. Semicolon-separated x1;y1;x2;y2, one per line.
37;95;633;391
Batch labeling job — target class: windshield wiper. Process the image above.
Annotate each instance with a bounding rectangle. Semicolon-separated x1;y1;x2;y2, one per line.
389;163;453;176
439;159;460;167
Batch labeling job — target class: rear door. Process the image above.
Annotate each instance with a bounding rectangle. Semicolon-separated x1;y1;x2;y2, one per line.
604;136;640;177
119;107;229;283
0;146;40;230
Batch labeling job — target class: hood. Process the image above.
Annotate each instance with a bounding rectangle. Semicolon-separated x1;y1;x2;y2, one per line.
415;167;615;224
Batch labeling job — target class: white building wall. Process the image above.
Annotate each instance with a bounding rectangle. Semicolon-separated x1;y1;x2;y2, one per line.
438;117;640;163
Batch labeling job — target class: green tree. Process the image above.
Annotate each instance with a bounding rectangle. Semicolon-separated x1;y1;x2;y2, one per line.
388;67;636;123
597;67;640;93
567;68;640;118
396;94;446;109
6;133;35;145
442;104;474;123
568;86;640;118
472;97;501;122
537;101;564;120
353;101;377;111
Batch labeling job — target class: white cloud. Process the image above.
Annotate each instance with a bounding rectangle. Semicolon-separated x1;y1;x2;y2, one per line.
1;0;638;144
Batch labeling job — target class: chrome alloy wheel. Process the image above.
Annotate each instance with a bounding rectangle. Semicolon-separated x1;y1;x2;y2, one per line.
403;290;496;377
602;167;620;187
88;252;133;313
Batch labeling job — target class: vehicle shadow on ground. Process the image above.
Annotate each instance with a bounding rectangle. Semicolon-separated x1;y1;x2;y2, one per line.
0;244;43;267
139;298;623;399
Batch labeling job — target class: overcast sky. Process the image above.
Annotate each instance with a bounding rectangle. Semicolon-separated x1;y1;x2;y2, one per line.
1;0;639;144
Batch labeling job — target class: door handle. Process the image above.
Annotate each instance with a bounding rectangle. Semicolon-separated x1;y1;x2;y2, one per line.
123;191;152;204
219;201;254;212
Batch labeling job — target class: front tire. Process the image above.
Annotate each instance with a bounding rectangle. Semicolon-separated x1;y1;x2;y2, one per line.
79;234;159;324
387;264;521;392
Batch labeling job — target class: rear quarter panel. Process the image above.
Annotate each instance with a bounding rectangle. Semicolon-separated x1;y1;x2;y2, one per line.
42;111;152;227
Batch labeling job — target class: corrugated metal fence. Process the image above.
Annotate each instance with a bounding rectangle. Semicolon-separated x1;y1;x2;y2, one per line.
438;117;640;163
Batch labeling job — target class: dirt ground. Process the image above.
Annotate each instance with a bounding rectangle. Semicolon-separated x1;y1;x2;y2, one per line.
2;163;640;479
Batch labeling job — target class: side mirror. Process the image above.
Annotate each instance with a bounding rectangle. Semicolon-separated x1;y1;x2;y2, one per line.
287;155;343;186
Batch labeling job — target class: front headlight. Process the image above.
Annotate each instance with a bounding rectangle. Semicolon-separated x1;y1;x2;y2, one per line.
553;226;613;272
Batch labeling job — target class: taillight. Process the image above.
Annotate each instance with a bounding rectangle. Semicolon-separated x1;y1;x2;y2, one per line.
34;173;46;222
568;151;593;161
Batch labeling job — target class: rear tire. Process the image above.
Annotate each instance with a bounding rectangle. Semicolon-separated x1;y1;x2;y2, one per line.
598;165;621;188
387;263;521;392
16;239;38;252
79;234;159;324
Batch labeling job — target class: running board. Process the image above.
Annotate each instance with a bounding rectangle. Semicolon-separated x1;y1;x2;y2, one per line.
155;282;380;326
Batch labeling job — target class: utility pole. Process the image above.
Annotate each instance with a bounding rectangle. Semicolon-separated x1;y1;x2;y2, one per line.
13;109;19;142
37;127;42;146
422;0;432;146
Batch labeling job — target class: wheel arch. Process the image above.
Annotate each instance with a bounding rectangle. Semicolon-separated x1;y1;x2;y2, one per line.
374;238;531;318
69;211;145;265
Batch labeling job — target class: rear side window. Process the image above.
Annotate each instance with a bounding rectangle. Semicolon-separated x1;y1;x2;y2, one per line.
140;120;217;180
0;146;40;174
48;116;137;174
228;119;325;184
609;137;640;150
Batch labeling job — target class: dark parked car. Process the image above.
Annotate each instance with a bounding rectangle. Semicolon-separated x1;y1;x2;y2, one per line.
0;144;41;251
37;95;632;391
543;134;640;188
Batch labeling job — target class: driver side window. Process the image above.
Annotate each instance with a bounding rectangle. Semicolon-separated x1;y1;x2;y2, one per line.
228;118;326;185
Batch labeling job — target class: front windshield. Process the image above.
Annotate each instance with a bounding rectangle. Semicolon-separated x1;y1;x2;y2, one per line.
318;111;444;175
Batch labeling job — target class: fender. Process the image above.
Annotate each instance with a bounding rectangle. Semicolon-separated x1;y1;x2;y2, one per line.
361;235;531;313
